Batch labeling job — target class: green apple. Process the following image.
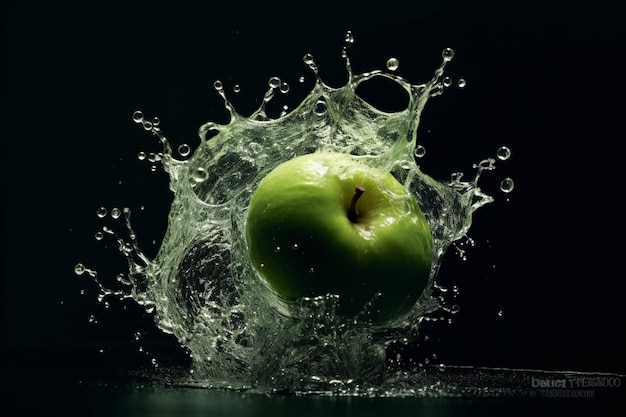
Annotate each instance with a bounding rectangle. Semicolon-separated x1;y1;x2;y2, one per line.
245;152;432;324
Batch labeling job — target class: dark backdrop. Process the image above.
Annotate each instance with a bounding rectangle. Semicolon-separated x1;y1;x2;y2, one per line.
2;0;625;388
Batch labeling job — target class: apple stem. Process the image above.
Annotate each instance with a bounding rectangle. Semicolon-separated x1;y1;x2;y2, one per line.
348;185;365;223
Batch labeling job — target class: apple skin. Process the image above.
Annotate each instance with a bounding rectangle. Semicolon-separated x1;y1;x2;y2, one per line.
245;152;433;324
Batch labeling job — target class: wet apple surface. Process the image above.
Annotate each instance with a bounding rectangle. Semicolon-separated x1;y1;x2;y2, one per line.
246;152;433;324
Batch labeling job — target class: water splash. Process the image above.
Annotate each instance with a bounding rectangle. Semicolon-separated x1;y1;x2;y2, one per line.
75;33;513;393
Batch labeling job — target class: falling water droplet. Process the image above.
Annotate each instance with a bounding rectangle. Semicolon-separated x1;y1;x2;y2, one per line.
111;207;121;219
500;177;514;193
496;146;511;161
268;77;281;89
442;47;455;62
74;263;86;275
132;111;144;123
386;57;399;71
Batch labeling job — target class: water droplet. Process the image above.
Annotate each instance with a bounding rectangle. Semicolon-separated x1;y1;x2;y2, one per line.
497;310;504;317
496;146;511;161
132;111;144;123
344;31;354;44
142;120;153;131
274;246;281;253
500;177;514;193
74;263;85;275
303;53;314;65
178;143;191;157
111;207;121;219
233;84;241;93
134;331;142;341
95;231;104;241
291;243;299;250
191;167;209;183
151;116;160;126
298;76;305;83
279;81;290;94
268;77;281;89
213;80;224;91
414;145;426;158
308;267;315;274
458;78;467;88
438;363;446;372
386;57;399;71
137;151;146;161
442;76;452;87
96;207;107;218
442;47;455;62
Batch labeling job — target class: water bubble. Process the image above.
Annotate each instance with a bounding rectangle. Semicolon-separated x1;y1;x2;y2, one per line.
438;364;446;372
95;231;104;241
314;99;327;116
132;111;144;123
137;151;146;161
213;80;224;91
303;53;314;65
500;177;515;193
74;263;86;275
233;84;241;93
414;145;426;158
443;76;452;87
142;120;153;131
96;207;107;218
450;304;460;314
458;78;467;88
192;167;209;183
178;143;191;157
442;47;455;62
496;146;512;161
386;57;399;72
279;82;290;94
151;116;160;126
111;207;121;219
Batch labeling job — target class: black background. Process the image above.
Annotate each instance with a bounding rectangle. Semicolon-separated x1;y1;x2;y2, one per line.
2;0;625;391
